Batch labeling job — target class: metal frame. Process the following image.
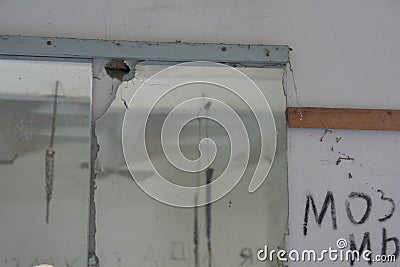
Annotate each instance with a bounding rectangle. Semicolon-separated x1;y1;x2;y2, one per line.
0;35;289;267
0;35;289;65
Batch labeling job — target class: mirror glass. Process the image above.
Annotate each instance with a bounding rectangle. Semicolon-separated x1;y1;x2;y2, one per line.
0;58;92;267
95;61;287;267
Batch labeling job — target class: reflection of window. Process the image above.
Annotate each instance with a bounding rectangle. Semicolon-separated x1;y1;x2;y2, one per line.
0;36;289;267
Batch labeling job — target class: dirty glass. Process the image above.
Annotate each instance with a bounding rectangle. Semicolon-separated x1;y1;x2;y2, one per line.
0;59;92;267
95;62;288;267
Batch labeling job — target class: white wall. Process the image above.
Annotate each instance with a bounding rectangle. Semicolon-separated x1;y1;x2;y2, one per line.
1;0;400;266
1;0;399;109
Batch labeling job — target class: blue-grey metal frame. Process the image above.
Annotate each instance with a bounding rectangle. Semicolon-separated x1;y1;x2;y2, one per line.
0;35;288;64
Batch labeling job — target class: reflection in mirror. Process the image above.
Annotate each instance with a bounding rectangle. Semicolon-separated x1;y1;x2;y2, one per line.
95;62;287;266
0;59;92;267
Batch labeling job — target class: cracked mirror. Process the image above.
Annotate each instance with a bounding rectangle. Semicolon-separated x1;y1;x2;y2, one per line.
94;61;287;266
0;59;92;267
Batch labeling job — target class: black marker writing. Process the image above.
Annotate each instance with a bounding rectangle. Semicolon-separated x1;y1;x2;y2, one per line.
303;191;337;236
345;192;372;225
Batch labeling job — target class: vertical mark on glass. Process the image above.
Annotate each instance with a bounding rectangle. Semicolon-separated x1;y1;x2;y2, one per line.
45;81;59;224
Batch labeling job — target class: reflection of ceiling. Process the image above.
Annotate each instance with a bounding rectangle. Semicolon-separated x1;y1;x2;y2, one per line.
123;63;285;110
0;59;91;97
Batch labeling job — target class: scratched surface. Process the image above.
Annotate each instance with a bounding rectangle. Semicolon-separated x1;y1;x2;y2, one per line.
288;128;400;266
94;62;288;266
0;59;91;267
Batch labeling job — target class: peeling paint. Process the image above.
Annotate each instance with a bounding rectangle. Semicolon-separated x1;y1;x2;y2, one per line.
88;128;99;267
92;58;140;120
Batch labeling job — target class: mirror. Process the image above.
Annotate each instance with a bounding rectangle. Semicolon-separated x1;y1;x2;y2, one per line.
95;61;288;266
0;59;92;267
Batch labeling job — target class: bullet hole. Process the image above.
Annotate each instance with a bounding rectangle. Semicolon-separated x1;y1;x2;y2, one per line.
104;60;131;81
348;173;353;179
46;40;52;46
387;111;393;115
221;46;227;52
